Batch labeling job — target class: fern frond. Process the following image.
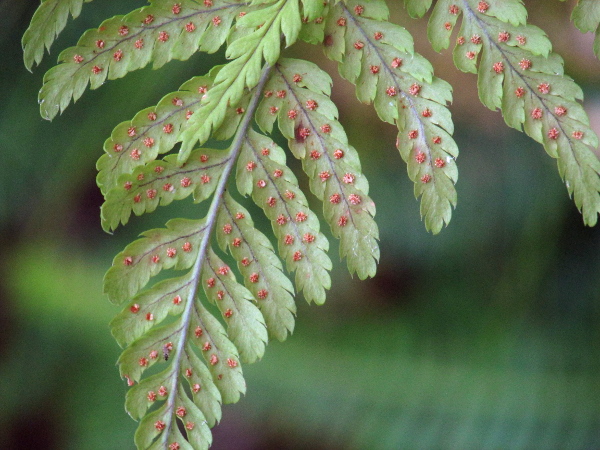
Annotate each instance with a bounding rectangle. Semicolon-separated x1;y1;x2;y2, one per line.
429;0;600;225
180;0;302;157
568;0;600;59
403;0;433;19
322;0;458;234
257;58;379;278
38;0;247;120
101;148;229;231
106;64;274;449
97;75;215;196
216;193;296;342
236;129;332;304
22;0;93;71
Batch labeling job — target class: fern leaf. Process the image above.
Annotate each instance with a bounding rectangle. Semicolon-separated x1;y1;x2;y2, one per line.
322;0;459;234
106;64;274;449
403;0;433;19
38;0;247;120
97;75;215;196
101;148;229;231
256;58;379;279
236;129;332;304
180;0;302;157
429;0;600;225
22;0;93;71
216;193;296;342
569;0;600;59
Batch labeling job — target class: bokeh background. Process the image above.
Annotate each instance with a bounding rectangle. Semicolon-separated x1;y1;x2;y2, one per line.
1;0;600;448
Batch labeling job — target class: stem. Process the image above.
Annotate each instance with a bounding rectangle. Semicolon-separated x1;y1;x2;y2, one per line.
160;62;274;445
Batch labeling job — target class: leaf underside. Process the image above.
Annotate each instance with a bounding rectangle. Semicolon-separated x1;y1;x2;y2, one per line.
23;0;600;448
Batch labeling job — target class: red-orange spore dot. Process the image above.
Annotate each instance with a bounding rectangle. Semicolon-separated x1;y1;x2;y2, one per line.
471;34;482;44
445;22;452;31
266;197;276;207
155;421;165;431
466;51;476;60
113;143;123;153
158;386;167;396
386;86;397;97
273;169;283;178
166;247;177;258
241;258;250;266
408;130;418;139
119;26;129;36
163;183;173;192
435;158;446;168
338;216;348;227
421;174;432;183
182;242;192;252
236;212;245;220
133;194;141;203
374;31;383;40
95;40;105;49
276;215;287;225
130;149;141;160
146;189;157;199
130;303;140;312
172;3;181;14
572;131;584;140
422;108;432;117
478;1;489;13
143;137;154;148
236;107;245;115
306;100;318;110
349;194;362;205
516;35;526;45
143;14;154;24
139;357;148;367
207;278;215;288
493;62;504;73
333;149;344;159
202;342;211;351
295;211;308;222
518;59;532;70
354;41;365;50
269;106;279;115
449;4;459;14
195;327;203;337
391;57;402;68
249;273;259;283
151;255;160;263
548;128;559;140
200;175;210;184
257;179;267;188
147;111;157;121
284;234;294;245
218;266;229;275
288;110;297;119
310;150;321;160
257;289;268;299
173;295;182;304
343;173;355;184
303;233;315;243
149;350;158;359
515;87;525;98
457;36;466;45
147;391;156;401
163;123;174;134
222;223;233;234
212;16;221;26
498;31;510;42
172;97;183;106
433;136;442;144
415;152;426;164
135;39;144;49
246;161;256;171
409;84;421;96
370;65;380;74
337;17;346;26
209;355;218;365
261;148;270;156
319;171;331;182
91;65;103;74
224;309;233;318
180;177;192;187
531;108;542;120
285;190;295;199
146;313;154;321
555;106;567;116
321;124;332;133
73;54;84;63
293;251;302;261
330;193;341;204
192;384;201;393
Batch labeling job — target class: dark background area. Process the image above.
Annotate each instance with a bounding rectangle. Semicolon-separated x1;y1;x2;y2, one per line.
1;0;599;448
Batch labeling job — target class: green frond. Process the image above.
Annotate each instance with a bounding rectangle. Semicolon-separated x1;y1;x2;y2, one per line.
101;148;229;231
97;75;215;196
38;0;247;120
429;0;600;225
323;0;459;234
22;0;94;71
236;129;332;304
201;248;268;364
570;0;600;59
216;193;296;342
403;0;433;18
104;218;209;304
257;58;379;279
180;0;302;157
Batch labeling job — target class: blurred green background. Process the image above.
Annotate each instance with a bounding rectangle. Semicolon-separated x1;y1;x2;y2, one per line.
1;1;600;448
